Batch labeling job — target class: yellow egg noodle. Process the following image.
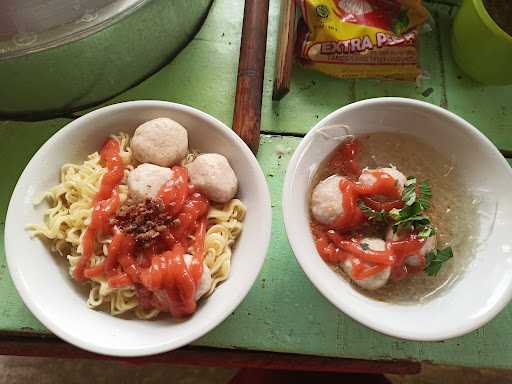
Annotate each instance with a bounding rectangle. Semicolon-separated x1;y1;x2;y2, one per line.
27;132;245;319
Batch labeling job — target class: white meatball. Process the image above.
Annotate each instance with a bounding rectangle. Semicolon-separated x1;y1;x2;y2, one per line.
185;153;238;203
184;254;212;301
311;175;344;225
385;227;437;268
342;237;391;290
385;227;398;242
127;163;171;201
359;167;407;194
420;235;437;256
131;118;188;167
406;235;437;267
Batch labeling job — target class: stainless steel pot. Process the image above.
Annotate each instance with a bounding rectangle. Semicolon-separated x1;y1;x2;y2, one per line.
0;0;213;116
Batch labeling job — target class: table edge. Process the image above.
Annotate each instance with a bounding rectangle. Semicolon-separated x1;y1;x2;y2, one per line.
0;334;420;375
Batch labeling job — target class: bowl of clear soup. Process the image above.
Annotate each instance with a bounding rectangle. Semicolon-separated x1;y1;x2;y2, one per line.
283;97;512;341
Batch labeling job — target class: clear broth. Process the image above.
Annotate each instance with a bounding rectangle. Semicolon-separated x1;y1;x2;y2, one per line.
311;132;479;303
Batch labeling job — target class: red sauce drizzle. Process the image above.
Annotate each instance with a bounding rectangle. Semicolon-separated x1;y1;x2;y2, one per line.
138;184;210;317
311;138;426;282
332;171;402;231
158;166;189;216
75;138;123;281
329;137;361;177
77;140;211;318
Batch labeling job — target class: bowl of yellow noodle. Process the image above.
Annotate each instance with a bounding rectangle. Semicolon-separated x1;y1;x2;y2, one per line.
5;100;271;356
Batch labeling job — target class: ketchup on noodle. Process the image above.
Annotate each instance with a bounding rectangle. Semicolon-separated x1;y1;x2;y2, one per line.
312;138;425;282
78;140;211;318
75;138;123;281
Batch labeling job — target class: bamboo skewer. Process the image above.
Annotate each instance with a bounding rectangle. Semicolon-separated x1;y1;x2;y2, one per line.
272;0;296;101
232;0;270;154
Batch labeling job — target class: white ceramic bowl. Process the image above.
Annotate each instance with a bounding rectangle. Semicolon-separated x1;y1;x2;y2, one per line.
5;101;271;356
283;97;512;341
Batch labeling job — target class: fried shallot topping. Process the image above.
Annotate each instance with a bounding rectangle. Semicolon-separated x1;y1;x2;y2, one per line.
111;198;173;246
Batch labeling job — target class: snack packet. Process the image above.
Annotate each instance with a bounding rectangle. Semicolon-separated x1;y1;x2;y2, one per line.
296;0;430;80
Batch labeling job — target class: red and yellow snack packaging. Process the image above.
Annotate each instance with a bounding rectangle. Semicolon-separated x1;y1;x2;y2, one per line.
296;0;430;80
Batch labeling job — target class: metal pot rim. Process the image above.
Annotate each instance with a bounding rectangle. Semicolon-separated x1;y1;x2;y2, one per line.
0;0;148;61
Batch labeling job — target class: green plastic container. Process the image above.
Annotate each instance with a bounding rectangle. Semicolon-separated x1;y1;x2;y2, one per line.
451;0;512;85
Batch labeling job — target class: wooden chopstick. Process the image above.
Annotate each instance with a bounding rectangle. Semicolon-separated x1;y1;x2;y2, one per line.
232;0;271;155
272;0;296;101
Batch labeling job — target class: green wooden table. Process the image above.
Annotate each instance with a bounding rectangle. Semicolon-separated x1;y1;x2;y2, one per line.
2;0;512;371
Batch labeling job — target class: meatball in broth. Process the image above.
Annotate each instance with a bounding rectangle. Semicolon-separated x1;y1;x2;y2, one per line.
343;238;391;291
386;228;437;268
310;175;345;226
359;167;406;195
309;133;478;304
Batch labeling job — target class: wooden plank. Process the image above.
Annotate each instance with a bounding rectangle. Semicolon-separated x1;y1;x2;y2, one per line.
261;0;354;135
0;336;420;375
194;0;244;42
0;119;71;334
229;369;394;384
96;39;240;127
0;119;70;218
272;0;296;100
263;0;512;149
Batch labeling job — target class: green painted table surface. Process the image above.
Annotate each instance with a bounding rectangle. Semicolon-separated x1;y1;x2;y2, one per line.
2;0;512;369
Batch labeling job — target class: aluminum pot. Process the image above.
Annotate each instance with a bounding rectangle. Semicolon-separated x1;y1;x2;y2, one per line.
0;0;213;117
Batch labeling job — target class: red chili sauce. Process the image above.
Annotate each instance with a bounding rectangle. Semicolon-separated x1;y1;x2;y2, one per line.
76;138;209;317
310;138;426;283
